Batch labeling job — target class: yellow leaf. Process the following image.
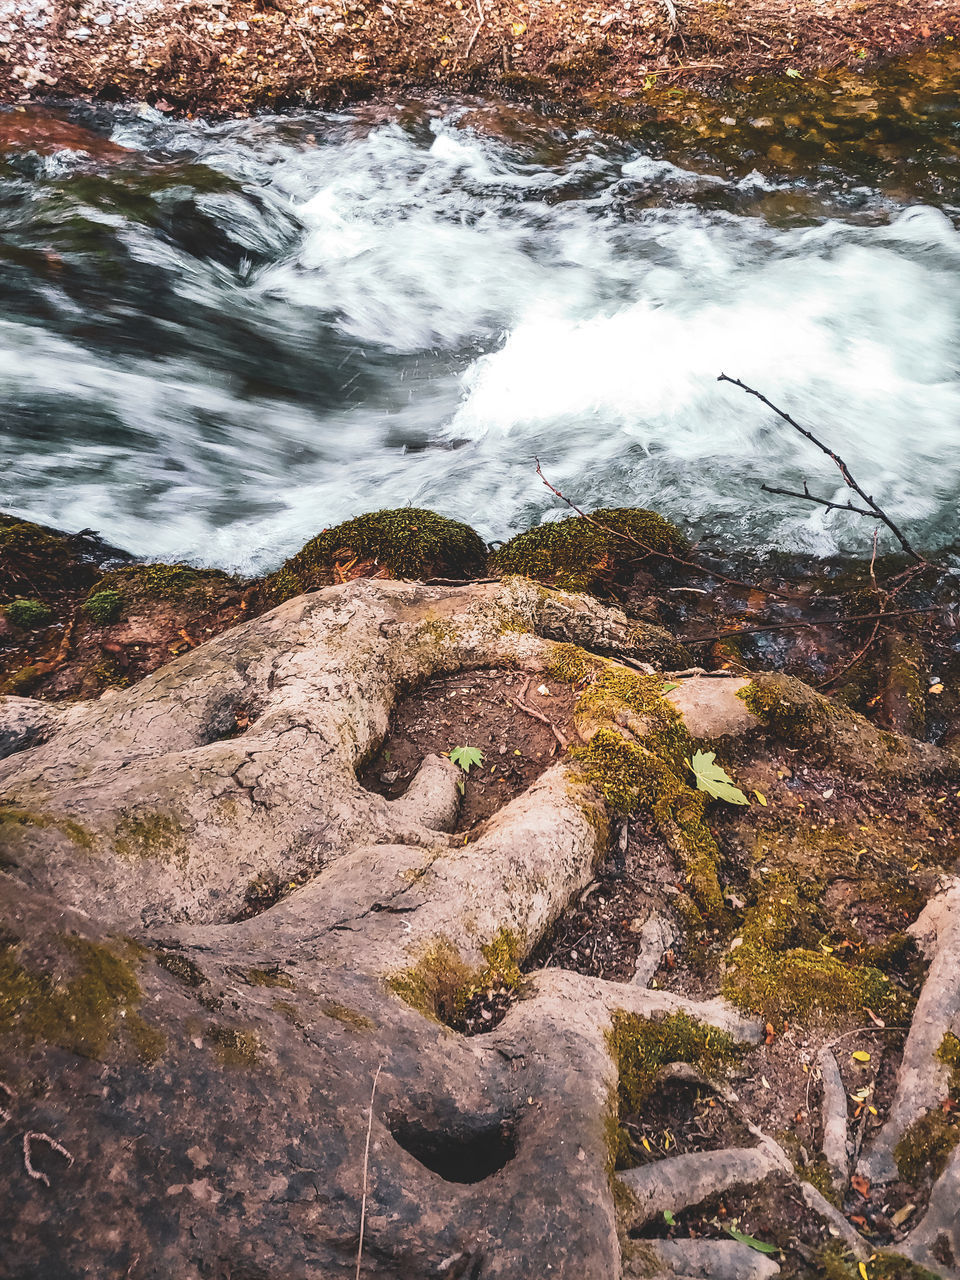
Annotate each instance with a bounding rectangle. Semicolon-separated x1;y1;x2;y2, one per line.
511;19;526;33
641;1137;651;1151
852;1050;871;1063
753;790;767;806
859;1264;869;1280
820;944;834;953
929;682;944;694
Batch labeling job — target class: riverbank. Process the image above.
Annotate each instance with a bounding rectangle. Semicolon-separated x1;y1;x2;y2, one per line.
1;0;958;113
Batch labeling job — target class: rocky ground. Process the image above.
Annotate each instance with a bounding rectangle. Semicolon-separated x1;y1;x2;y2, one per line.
2;504;960;1278
0;0;958;114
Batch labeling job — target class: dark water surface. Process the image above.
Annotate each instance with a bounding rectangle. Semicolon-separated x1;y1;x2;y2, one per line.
1;46;959;571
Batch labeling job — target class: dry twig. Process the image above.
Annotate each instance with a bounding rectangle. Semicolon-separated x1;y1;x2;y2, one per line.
355;1063;382;1280
718;374;926;565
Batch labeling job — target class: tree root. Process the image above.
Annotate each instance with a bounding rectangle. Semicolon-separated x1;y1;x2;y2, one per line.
858;878;960;1183
818;1046;850;1193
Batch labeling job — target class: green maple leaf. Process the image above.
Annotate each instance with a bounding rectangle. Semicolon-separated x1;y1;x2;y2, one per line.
723;1226;780;1255
687;750;749;805
449;745;484;774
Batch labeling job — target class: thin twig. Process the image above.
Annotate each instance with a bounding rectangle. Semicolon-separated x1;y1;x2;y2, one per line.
355;1063;382;1280
761;482;874;520
461;0;485;62
510;696;569;748
681;605;942;645
719;374;927;565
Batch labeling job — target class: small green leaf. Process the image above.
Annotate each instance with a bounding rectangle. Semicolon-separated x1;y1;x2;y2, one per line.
449;745;485;774
785;67;803;79
661;682;679;694
724;1226;779;1254
663;1209;676;1226
687;750;749;805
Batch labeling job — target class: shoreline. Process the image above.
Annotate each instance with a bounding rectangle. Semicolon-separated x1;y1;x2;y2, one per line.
1;0;958;116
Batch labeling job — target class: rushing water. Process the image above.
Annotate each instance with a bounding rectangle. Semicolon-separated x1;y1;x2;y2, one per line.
2;50;960;572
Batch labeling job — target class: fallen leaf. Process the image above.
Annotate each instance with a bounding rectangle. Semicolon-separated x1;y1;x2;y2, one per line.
858;1262;869;1280
851;1174;871;1197
765;1022;775;1046
724;1227;779;1254
688;750;749;805
663;1209;676;1225
753;790;767;806
852;1050;871;1064
891;1203;916;1227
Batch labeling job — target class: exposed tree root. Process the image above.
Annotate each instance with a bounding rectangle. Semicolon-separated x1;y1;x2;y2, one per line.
1;575;958;1277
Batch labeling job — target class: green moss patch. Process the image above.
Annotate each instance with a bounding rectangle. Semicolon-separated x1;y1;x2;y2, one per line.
491;507;688;593
568;660;725;920
387;927;523;1026
4;598;52;629
722;879;910;1022
207;1023;262;1068
607;1009;740;1164
0;932;164;1062
91;562;237;603
245;966;293;989
266;508;487;602
83;589;125;625
820;1245;940;1280
895;1108;960;1185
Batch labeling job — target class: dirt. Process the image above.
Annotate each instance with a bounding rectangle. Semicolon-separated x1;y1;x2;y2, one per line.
0;0;957;117
360;666;577;831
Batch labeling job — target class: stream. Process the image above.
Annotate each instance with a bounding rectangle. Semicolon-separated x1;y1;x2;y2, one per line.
1;47;959;572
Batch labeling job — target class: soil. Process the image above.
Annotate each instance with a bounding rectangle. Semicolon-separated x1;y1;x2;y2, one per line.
359;666;578;831
0;0;957;117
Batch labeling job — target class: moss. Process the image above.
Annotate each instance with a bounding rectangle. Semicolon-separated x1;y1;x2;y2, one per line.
799;1152;840;1206
113;811;187;864
245;967;293;989
936;1030;960;1087
544;642;602;685
722;878;911;1022
155;951;206;988
266;508;487;601
820;1245;940;1280
607;1010;740;1143
387;927;524;1025
895;1109;960;1185
0;805;94;850
0;932;164;1062
82;589;124;625
4;598;52;629
207;1024;262;1068
91;562;237;604
0;664;41;695
273;1000;302;1025
491;507;688;594
321;1001;375;1031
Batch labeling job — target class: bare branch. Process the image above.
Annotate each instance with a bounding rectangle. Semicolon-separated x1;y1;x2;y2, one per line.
719;374;927;565
761;482;874;520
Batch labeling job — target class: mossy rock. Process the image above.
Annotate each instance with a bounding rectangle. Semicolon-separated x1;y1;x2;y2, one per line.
820;1244;940;1280
491;508;688;594
265;508;488;603
0;514;104;602
83;589;125;625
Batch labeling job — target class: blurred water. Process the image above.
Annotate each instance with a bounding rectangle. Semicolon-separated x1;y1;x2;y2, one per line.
1;58;959;571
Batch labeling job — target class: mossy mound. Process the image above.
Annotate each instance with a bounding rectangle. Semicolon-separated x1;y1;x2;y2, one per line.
0;514;105;602
265;508;488;603
491;507;688;593
820;1245;940;1280
894;1108;960;1186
